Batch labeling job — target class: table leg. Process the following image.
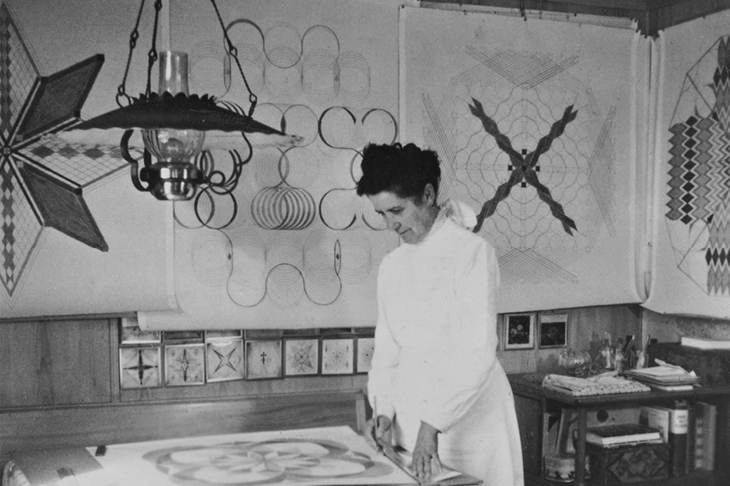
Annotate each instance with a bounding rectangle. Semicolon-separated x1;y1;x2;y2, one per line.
575;408;587;486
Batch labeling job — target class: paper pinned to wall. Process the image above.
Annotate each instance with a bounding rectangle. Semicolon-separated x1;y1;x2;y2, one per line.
140;0;404;330
401;6;649;312
0;0;177;319
642;9;730;319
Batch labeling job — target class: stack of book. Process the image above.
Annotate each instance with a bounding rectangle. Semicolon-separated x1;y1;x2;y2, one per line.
585;423;663;447
640;401;718;476
681;336;730;350
624;363;700;391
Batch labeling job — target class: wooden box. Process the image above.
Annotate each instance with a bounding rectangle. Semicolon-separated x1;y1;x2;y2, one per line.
586;442;670;484
648;342;730;385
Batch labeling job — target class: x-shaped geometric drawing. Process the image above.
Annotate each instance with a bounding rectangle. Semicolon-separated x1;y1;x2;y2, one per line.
468;97;578;235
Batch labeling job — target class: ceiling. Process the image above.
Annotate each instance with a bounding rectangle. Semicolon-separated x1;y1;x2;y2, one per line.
425;0;730;36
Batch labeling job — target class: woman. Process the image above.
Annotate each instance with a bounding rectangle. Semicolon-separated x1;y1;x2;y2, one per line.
358;143;523;485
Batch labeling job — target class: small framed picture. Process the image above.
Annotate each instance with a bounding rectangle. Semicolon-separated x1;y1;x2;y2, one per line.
503;313;535;350
321;338;354;375
206;339;245;382
119;346;162;389
355;337;375;374
245;339;283;380
539;313;569;348
284;338;320;376
165;344;206;386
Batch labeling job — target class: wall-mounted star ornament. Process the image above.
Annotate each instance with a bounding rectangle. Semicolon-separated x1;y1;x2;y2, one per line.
0;3;121;298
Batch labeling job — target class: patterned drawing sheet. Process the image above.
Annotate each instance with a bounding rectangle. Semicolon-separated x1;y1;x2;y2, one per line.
139;0;410;330
642;10;730;318
401;7;650;312
74;426;414;486
0;0;176;318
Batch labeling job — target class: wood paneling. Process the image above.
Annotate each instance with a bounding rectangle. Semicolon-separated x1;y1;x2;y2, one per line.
498;304;643;374
0;320;112;408
0;390;366;465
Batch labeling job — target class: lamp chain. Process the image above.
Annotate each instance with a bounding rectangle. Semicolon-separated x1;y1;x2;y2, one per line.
117;0;148;107
145;0;163;97
209;0;258;116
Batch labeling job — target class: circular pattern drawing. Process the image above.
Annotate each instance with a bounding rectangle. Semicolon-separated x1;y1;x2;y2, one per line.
142;438;392;485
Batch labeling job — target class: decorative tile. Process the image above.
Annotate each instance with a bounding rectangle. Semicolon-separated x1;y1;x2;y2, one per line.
356;337;375;374
165;344;206;386
284;338;320;376
206;339;244;382
119;347;161;389
245;340;283;380
322;338;354;375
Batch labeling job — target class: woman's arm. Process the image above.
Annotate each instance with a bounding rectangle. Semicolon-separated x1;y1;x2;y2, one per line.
417;239;500;433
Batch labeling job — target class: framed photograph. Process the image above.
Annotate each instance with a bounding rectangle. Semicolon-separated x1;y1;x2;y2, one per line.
245;339;283;380
284;338;320;376
206;339;244;382
321;338;354;375
503;313;535;350
165;344;206;386
539;313;569;348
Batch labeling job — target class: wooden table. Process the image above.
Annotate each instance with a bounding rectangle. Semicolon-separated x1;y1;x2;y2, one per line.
509;373;730;486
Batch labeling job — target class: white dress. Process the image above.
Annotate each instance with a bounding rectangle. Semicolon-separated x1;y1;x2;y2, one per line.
368;203;524;486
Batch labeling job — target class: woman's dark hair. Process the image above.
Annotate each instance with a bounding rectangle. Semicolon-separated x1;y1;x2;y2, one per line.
356;143;441;200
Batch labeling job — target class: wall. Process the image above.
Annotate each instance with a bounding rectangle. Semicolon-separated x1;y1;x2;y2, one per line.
643;309;730;344
497;304;642;374
0;319;368;410
0;304;642;411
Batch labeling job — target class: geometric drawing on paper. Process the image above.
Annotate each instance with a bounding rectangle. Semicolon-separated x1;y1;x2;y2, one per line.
183;16;398;314
206;340;244;382
667;36;730;294
0;3;126;301
245;339;283;380
119;347;162;389
422;48;618;285
317;106;396;231
165;344;206;386
321;338;354;375
284;338;320;376
140;434;401;485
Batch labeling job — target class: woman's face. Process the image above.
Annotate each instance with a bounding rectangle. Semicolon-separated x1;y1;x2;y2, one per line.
367;188;436;244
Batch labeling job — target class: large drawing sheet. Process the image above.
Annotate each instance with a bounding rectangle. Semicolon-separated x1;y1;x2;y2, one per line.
401;7;648;313
139;0;406;330
0;0;176;318
642;10;730;318
17;426;415;486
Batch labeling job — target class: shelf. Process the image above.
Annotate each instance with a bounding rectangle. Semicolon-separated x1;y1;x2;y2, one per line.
509;373;730;407
526;469;725;486
509;373;730;486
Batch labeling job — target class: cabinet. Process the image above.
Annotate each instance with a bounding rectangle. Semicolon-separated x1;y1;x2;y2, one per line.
508;373;730;486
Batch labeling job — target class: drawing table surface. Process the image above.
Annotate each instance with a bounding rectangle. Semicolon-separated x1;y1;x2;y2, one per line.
3;426;481;486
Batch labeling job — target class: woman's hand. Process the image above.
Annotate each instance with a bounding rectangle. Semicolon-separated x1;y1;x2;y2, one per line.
411;421;443;484
364;415;392;452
